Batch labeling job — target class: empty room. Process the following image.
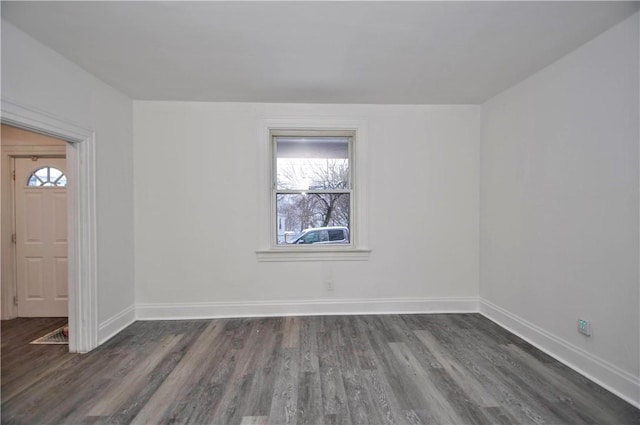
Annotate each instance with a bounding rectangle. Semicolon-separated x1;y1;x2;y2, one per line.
1;1;639;424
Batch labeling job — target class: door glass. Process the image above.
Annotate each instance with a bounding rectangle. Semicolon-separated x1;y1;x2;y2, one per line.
27;166;67;187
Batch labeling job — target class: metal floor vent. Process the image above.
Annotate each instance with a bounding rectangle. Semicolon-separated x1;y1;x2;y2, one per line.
30;325;68;345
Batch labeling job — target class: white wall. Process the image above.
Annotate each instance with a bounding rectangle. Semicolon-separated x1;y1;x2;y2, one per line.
1;20;135;331
480;13;639;405
134;102;480;315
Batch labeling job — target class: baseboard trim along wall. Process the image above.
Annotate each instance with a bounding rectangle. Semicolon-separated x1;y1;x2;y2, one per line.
135;297;479;321
479;298;640;409
98;305;136;345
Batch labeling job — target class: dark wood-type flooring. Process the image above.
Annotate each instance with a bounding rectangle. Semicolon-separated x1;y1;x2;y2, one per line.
2;314;639;424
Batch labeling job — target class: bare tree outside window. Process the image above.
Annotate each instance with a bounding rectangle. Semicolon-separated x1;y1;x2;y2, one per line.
274;135;352;244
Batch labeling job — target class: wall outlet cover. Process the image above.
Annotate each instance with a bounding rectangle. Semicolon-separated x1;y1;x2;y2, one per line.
578;319;592;336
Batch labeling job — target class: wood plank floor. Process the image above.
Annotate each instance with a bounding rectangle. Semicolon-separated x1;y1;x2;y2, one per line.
2;314;639;424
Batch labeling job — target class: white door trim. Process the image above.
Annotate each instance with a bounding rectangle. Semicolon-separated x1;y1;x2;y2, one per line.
1;98;98;353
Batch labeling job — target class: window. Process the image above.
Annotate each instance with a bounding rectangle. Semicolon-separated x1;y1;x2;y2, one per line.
257;119;370;261
273;131;352;246
27;166;67;187
328;228;347;242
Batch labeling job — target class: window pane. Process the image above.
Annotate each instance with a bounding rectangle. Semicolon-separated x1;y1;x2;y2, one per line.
28;175;41;186
49;168;62;180
328;229;345;241
276;136;349;190
55;175;67;186
276;193;350;245
27;167;67;187
35;168;49;180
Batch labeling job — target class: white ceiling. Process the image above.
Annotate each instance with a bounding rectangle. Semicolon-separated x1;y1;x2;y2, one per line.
2;1;638;104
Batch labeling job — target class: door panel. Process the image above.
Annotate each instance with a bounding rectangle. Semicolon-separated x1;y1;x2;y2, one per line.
53;193;68;242
24;193;44;242
54;257;68;298
25;257;44;299
15;157;68;317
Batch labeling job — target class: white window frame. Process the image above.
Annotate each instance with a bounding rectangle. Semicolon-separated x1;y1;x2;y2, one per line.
272;129;353;246
256;119;370;262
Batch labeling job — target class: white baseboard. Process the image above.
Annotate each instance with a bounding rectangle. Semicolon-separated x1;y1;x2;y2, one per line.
98;304;136;344
136;297;479;321
479;298;640;409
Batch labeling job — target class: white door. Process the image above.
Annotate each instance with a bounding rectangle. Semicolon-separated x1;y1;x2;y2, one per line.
14;157;68;317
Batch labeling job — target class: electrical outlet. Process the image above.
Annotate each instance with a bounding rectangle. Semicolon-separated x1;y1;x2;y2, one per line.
578;319;591;336
325;280;335;292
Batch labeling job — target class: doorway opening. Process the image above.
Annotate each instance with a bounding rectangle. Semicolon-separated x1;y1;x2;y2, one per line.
2;126;68;318
0;102;98;353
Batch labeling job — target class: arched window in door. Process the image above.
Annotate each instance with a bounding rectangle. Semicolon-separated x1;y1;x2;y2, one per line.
27;166;67;187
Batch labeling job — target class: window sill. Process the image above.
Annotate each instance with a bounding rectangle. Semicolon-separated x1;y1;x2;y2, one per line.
256;248;371;262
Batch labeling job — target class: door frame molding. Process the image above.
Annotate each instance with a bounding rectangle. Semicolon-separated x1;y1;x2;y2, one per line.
1;98;98;353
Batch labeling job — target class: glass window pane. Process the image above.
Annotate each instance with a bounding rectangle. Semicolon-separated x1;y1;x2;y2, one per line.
276;136;349;190
35;168;48;180
328;229;346;241
276;193;350;245
49;168;62;180
27;167;67;187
